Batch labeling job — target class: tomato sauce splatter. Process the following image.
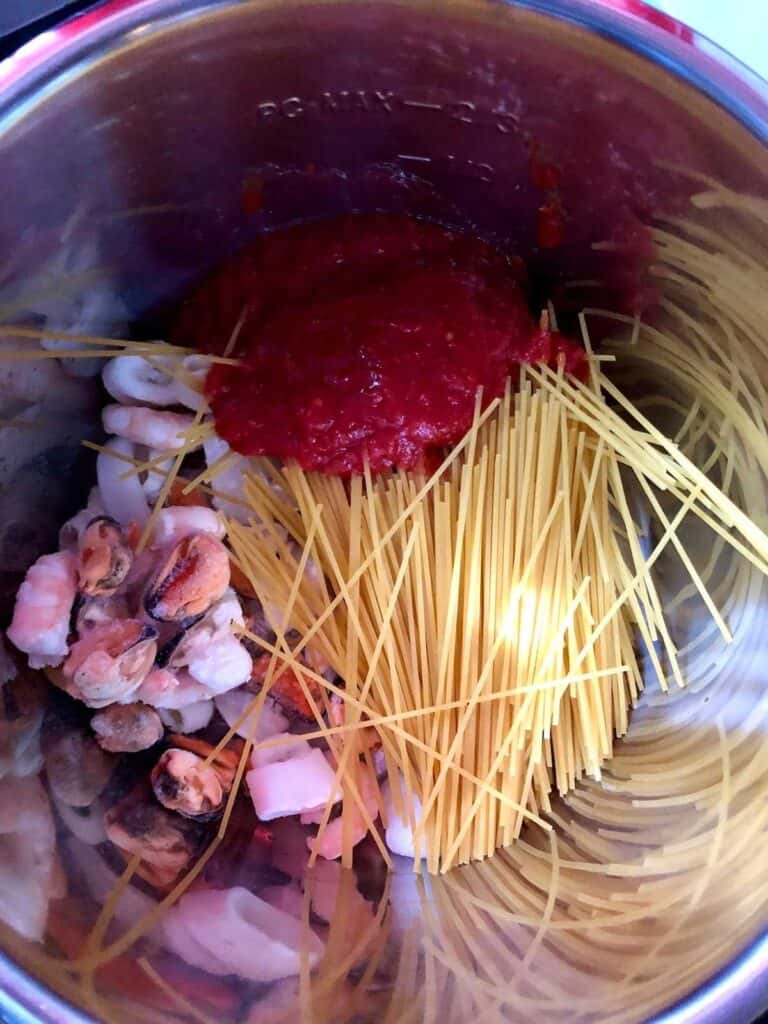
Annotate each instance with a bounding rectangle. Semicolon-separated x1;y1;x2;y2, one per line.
180;216;584;475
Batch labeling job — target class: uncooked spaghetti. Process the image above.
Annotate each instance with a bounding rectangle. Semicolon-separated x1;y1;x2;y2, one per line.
226;369;650;873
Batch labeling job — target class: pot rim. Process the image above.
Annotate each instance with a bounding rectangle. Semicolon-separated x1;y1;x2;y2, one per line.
0;2;765;1023
0;0;766;137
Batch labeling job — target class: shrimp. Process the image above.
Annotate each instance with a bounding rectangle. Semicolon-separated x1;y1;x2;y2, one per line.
151;506;225;550
145;533;230;622
61;619;157;708
151;748;232;820
102;354;181;407
161;886;324;982
0;671;46;780
7;550;77;669
135;667;211;710
105;786;206;888
0;776;56;940
103;403;197;451
91;702;164;753
77;516;133;596
97;437;151;527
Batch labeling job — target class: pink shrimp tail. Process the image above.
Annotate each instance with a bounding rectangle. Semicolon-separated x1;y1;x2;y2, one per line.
7;551;77;668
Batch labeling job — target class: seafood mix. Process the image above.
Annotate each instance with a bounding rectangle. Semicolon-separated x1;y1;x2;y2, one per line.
0;350;402;1000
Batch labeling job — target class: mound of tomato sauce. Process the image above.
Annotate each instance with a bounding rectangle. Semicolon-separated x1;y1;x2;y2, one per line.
179;215;584;475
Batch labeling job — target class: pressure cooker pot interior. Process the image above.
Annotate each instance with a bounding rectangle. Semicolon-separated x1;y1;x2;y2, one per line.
0;3;766;1023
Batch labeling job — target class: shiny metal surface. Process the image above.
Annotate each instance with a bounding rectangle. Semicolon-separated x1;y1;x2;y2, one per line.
0;2;766;1022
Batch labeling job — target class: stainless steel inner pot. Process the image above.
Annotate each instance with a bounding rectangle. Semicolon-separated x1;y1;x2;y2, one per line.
0;2;766;1022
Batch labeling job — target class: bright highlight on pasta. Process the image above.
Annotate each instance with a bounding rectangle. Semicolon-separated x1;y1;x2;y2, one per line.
224;370;639;872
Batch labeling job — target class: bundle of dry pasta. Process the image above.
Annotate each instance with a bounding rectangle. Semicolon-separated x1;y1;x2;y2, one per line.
225;368;682;873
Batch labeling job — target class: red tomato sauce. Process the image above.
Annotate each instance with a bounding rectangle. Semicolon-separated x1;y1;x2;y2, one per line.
182;215;584;475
